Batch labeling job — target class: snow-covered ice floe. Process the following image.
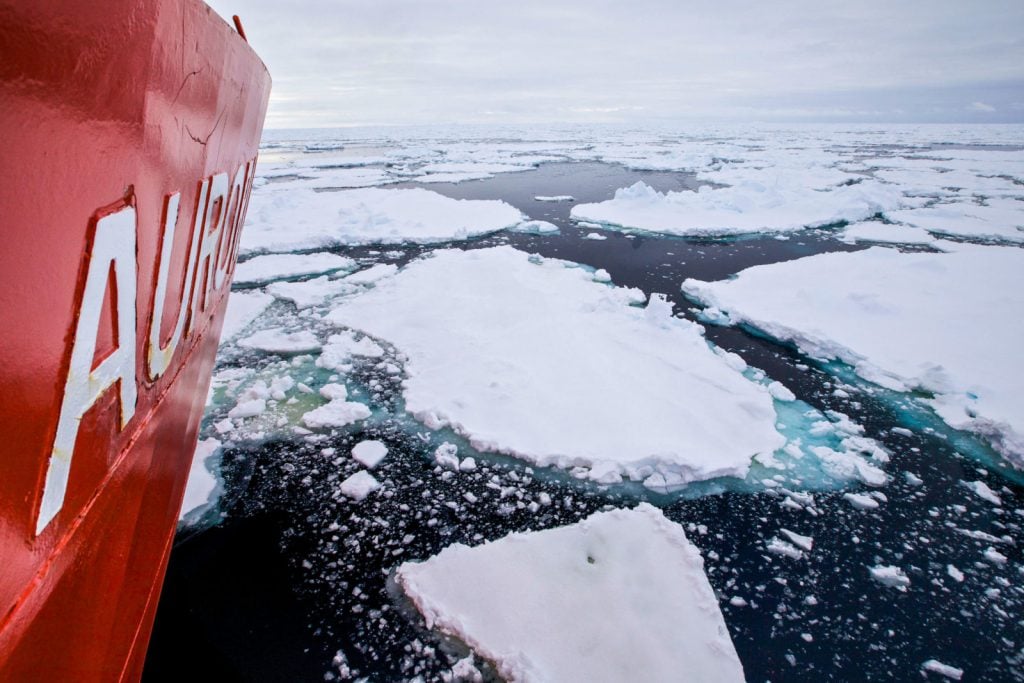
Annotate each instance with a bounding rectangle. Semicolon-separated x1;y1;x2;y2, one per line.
570;178;904;237
683;242;1024;467
233;252;356;285
178;437;222;523
241;186;524;254
325;246;888;492
395;504;744;682
327;245;785;488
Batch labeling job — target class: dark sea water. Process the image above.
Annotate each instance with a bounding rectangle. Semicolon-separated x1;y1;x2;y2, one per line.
144;162;1023;682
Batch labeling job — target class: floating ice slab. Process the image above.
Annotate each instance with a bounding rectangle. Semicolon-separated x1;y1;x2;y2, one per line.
241;186;524;254
887;199;1024;244
352;440;388;468
179;437;221;521
838;221;938;246
683;243;1024;466
238;327;322;355
221;291;274;340
571;179;903;237
395;504;744;683
233;252;356;285
328;246;784;486
266;276;360;309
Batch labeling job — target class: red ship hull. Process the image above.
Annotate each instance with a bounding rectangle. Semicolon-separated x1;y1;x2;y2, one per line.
0;1;270;678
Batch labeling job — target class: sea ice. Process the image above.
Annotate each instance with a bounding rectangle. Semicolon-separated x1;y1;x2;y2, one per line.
238;328;322;355
352;440;388;469
179;437;221;521
241;186;523;253
339;470;380;501
233;252;355;285
266;277;360;309
921;659;964;680
395;504;744;682
221;291;274;340
301;383;371;429
571;179;903;237
683;243;1024;466
869;565;911;591
327;246;785;487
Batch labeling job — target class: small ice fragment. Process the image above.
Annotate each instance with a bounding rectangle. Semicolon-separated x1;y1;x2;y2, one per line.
892;427;914;438
921;659;963;680
768;381;796;402
340;471;380;501
729;596;747;607
766;538;804;560
459;457;477;472
946;565;964;582
780;529;813;552
434;442;460;470
843;492;880;510
905;471;923;486
534;195;574;202
868;565;910;591
983;547;1007;564
584;232;607;240
352;440;388;468
228;398;266;419
962;480;1002;506
238;327;322;355
592;268;612;283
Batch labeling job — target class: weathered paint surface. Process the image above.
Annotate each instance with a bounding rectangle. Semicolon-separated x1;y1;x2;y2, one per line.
0;0;270;678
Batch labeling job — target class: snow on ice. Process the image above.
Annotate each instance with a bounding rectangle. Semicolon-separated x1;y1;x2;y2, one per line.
327;246;786;488
683;243;1024;467
221;291;274;340
179;437;221;522
233;252;356;285
571;179;903;237
395;504;744;683
241;186;523;254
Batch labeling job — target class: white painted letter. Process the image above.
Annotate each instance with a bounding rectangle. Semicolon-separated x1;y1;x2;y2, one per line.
36;206;138;535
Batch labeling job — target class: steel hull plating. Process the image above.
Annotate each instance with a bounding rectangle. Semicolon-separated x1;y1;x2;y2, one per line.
0;0;270;678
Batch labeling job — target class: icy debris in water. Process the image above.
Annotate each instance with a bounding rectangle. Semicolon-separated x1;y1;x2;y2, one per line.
780;529;813;552
179;437;221;521
983;547;1008;565
962;480;1002;506
433;442;460;470
340;471;380;501
222;291;274;340
448;655;483;682
729;596;748;607
766;538;804;560
843;492;880;510
584;232;607;240
301;383;371;429
238;327;322;355
921;659;964;680
947;565;965;582
592;268;612;283
768;381;796;402
534;195;574;202
318;331;385;371
396;504;744;682
352;440;388;469
905;471;924;486
869;565;910;591
228;398;266;419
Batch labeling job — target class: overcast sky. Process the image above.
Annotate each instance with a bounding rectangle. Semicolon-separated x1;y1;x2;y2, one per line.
209;0;1024;129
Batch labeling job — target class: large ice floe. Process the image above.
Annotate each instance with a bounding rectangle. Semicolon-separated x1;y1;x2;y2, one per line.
396;504;744;682
683;242;1024;467
570;176;904;237
240;186;524;254
326;245;831;489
